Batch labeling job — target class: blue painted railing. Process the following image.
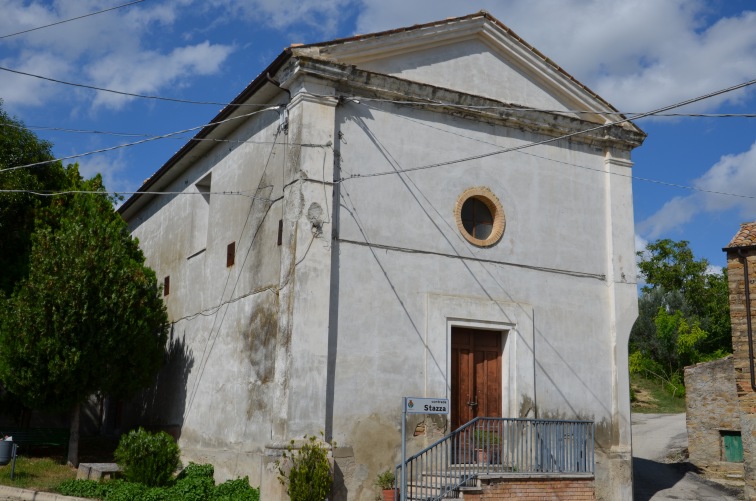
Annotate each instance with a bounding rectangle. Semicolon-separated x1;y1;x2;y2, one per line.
395;417;594;500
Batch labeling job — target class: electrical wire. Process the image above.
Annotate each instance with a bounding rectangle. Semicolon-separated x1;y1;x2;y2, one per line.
339;77;756;181
3;79;755;199
370;102;756;202
0;65;273;108
0;189;275;202
345;96;756;118
0;105;285;173
0;121;332;147
0;123;154;138
0;0;146;39
4;61;755;115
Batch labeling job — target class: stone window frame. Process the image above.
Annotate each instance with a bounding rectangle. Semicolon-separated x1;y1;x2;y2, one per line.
454;187;505;247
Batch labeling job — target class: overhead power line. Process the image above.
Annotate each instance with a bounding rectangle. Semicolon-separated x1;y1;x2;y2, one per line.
340;77;756;181
3;62;755;115
3;81;756;201
0;0;146;39
373;102;756;202
0;189;275;202
0;105;286;173
0;122;328;146
348;96;756;118
0;65;273;107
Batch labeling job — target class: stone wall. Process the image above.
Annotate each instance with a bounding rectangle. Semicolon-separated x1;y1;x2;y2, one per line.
727;247;756;499
462;474;595;500
684;356;742;476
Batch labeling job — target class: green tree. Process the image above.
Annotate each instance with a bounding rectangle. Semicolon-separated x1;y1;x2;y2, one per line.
630;239;731;391
0;101;68;295
0;168;168;466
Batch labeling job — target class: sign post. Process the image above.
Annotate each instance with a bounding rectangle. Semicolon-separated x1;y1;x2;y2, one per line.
401;397;449;501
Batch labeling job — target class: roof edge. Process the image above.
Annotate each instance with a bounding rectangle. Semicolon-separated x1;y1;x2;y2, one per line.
300;11;635;133
118;48;293;216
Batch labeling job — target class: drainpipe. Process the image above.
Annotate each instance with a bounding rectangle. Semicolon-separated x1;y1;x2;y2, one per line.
738;248;756;391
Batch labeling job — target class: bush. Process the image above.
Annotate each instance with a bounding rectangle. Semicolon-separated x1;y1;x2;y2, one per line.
165;475;214;501
103;480;150;501
114;428;181;487
58;479;110;498
58;463;260;501
215;477;260;501
277;434;333;501
177;462;215;480
374;469;395;490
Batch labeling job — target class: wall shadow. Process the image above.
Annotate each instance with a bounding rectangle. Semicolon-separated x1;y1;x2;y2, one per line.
632;457;690;501
124;327;195;440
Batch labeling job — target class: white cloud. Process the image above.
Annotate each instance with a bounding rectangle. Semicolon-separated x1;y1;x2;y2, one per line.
0;51;70;107
635;234;649;256
76;152;136;197
352;0;756;114
637;140;756;238
637;196;699;239
4;0;754;116
0;0;234;112
86;41;235;110
197;0;354;35
706;264;723;275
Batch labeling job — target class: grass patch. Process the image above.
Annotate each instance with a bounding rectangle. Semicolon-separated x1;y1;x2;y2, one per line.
631;373;686;414
0;435;117;492
0;456;76;491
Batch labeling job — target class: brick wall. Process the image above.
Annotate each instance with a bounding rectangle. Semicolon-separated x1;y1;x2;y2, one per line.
463;475;595;500
727;246;756;499
684;356;742;476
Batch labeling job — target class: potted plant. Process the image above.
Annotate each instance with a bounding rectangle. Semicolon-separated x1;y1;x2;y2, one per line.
473;429;500;464
375;468;399;501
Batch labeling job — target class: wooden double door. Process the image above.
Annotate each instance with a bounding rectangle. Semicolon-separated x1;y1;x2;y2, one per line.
450;327;502;431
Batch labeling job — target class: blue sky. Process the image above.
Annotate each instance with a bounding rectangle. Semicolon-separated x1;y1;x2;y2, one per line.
1;0;755;270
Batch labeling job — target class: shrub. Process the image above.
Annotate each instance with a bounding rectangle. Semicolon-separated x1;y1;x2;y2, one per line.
165;475;214;501
57;463;260;501
177;462;215;480
103;480;150;501
114;427;181;487
277;434;333;501
214;477;260;500
58;479;109;498
374;469;395;490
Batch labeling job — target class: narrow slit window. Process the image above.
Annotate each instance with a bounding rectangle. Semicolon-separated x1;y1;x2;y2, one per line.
163;276;170;296
227;242;235;267
278;219;283;246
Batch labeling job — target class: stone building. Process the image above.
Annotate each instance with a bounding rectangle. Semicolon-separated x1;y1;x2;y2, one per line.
684;356;743;476
118;12;645;500
724;222;756;499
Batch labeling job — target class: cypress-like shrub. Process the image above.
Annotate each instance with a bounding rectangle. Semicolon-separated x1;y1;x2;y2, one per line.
114;427;180;487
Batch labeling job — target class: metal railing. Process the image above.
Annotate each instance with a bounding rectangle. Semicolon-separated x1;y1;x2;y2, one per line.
395;417;594;501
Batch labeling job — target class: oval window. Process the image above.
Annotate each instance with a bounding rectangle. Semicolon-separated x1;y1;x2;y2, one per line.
455;187;505;247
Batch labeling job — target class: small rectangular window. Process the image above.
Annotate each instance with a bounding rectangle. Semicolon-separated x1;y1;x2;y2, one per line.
163;276;170;296
227;242;235;267
277;219;283;246
721;430;743;462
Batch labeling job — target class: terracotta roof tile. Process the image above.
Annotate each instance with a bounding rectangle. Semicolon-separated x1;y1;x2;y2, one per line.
727;222;756;248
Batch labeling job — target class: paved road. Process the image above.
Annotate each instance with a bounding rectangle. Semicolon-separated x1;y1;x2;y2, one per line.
632;413;742;500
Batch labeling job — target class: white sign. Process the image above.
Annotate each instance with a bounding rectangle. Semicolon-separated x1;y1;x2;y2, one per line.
405;397;449;414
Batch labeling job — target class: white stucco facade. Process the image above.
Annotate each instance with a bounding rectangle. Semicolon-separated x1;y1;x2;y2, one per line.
120;12;644;501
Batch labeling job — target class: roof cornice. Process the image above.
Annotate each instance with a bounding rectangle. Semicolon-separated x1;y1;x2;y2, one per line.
292;56;646;149
299;11;636;134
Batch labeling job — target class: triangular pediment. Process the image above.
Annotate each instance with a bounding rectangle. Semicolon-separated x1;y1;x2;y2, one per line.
303;13;634;130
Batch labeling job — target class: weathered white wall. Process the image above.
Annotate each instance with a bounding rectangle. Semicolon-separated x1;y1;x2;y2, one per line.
123;50;639;500
125;107;288;485
328;99;637;500
358;38;571;113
